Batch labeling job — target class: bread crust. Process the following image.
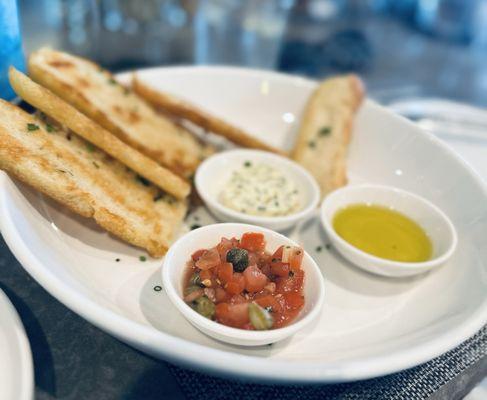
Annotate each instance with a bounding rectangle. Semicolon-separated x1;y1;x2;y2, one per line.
132;74;286;156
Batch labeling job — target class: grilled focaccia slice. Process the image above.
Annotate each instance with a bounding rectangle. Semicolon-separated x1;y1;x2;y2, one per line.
291;75;364;197
0;100;186;257
28;47;212;178
9;67;190;199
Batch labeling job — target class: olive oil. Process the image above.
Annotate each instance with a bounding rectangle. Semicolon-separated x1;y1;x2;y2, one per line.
333;204;432;263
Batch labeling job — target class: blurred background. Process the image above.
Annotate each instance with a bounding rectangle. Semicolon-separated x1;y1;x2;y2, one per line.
2;0;487;107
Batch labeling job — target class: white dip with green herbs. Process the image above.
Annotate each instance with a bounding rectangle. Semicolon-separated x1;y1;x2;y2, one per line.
219;161;301;217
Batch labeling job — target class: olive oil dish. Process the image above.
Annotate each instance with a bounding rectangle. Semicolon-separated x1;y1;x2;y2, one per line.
320;185;457;278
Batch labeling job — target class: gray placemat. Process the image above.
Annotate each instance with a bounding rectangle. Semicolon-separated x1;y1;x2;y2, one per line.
170;325;486;400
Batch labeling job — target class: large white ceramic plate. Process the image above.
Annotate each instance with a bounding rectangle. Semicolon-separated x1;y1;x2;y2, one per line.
1;67;487;383
0;289;34;400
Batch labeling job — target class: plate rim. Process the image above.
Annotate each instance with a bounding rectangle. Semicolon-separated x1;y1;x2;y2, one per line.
0;288;34;400
1;65;487;383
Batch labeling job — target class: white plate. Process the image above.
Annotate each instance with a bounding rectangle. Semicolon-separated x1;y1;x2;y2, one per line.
0;289;34;400
1;66;487;383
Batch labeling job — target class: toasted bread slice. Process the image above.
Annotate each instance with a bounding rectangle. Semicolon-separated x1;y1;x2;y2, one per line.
291;75;364;197
132;74;286;155
28;48;212;178
0;100;187;257
9;67;190;200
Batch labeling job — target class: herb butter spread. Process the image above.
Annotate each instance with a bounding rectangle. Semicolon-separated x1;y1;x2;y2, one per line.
219;162;301;217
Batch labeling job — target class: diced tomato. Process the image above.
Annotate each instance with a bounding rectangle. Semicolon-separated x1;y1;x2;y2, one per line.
215;287;229;302
288;247;304;272
271;245;284;260
199;269;212;281
217;262;233;284
283;292;305;309
270;261;290;277
255;295;283;314
248;251;259;266
260;263;272;278
274;308;300;328
215;302;249;328
216;237;234;262
225;272;245;295
292;269;305;292
240;232;266;252
243;265;268;293
191;249;206;261
195;248;220;270
282;246;303;270
229;294;246;304
276;269;304;293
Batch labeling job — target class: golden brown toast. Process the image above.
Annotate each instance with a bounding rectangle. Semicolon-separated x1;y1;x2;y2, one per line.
291;75;364;197
9;67;190;200
0;100;187;257
28;48;212;178
132;74;286;155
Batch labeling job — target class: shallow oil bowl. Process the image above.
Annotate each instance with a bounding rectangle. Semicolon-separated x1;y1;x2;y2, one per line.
162;223;325;346
320;184;458;277
195;149;320;231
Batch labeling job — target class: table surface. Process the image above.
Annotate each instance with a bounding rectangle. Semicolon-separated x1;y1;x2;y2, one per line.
3;3;487;399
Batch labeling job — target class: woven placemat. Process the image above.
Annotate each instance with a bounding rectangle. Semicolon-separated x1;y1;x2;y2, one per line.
170;325;486;400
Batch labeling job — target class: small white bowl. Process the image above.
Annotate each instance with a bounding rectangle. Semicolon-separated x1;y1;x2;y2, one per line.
195;149;320;231
162;223;325;346
320;184;457;278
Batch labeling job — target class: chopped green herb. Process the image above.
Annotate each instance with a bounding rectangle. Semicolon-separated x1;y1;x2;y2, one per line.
139;255;147;262
108;78;117;85
318;126;331;136
153;192;163;202
56;169;74;176
257;206;266;212
308;140;316;148
153;285;162;292
123;87;130;95
316;246;323;252
136;175;150;186
27;123;39;132
85;143;95;152
325;243;332;250
244;161;252;167
191;224;202;230
92;161;100;169
46;123;56;133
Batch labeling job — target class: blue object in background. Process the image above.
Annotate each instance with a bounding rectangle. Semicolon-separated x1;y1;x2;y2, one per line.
0;0;25;100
